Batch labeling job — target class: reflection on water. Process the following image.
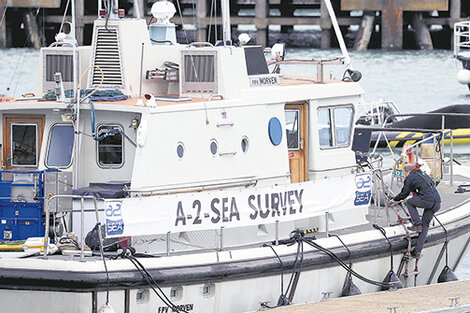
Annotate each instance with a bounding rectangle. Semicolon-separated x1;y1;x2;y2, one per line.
1;47;470;278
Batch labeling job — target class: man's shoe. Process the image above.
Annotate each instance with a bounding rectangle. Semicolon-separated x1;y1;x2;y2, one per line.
410;250;421;259
407;225;423;232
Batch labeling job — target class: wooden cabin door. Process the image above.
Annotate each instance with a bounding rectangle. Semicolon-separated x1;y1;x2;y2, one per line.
285;103;308;183
3;114;45;169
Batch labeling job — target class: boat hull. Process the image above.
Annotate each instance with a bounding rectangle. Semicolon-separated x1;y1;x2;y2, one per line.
1;207;469;313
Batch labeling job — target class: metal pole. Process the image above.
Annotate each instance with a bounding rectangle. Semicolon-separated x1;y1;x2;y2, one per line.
325;211;329;238
43;200;51;259
166;231;171;256
275;220;279;246
450;131;454;186
433;136;438;185
220;0;231;45
219;226;224;251
138;43;144;101
133;0;141;19
80;197;85;262
322;0;351;68
72;0;80;189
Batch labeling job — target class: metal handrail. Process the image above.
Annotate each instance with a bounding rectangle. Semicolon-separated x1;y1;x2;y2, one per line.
43;195;100;261
382;112;470;127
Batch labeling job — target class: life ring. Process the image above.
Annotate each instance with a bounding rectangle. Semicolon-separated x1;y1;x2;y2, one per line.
401;143;416;164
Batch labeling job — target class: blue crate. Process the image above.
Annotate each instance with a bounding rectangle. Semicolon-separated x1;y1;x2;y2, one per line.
0;170;48;241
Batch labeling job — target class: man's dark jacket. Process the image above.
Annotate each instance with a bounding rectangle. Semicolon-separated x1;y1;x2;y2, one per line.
393;170;441;203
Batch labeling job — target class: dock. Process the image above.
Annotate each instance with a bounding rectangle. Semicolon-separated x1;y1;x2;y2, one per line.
1;0;470;50
263;279;470;313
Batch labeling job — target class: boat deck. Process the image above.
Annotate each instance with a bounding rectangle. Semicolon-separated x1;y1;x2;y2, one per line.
0;74;344;110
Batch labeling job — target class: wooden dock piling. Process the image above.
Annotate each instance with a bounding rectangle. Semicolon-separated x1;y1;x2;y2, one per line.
0;0;468;50
0;0;7;49
353;11;375;51
342;0;449;51
255;0;268;47
320;0;331;49
23;9;41;49
412;12;433;50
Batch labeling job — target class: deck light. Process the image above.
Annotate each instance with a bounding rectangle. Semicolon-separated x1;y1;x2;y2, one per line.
129;118;140;129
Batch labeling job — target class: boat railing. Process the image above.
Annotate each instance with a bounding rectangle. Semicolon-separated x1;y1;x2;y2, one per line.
267;57;345;83
378;111;470;184
454;21;470;57
356;99;402;126
43;195;101;261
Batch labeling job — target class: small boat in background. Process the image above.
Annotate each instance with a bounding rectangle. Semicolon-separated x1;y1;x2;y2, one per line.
454;21;470;90
356;102;470;153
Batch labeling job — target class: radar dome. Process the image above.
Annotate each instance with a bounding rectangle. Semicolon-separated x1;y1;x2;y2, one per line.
457;69;470;85
151;1;176;24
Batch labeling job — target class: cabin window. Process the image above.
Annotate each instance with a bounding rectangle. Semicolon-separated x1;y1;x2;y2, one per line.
285;109;300;150
177;142;185;159
210;139;218;156
317;109;332;147
46;124;74;168
241;137;249;153
317;106;354;148
334;107;354;146
10;123;38;167
96;124;124;168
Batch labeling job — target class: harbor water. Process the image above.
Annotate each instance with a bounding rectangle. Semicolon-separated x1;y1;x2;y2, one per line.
1;47;470;278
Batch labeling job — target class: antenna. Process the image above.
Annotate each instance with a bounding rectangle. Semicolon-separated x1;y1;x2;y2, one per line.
71;0;80;188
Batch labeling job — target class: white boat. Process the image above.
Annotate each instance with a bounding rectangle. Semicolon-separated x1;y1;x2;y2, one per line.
0;1;469;313
454;20;470;90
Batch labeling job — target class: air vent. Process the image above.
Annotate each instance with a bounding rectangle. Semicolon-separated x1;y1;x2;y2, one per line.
42;47;78;93
181;50;217;94
91;27;124;88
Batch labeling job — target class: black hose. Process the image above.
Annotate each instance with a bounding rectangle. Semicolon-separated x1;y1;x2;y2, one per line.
373;224;394;270
123;252;189;313
278;229;398;289
433;215;449;267
97;223;110;305
264;244;284;297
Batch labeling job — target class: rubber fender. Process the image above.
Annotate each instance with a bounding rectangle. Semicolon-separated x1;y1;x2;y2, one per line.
382;269;403;291
341;273;361;297
437;265;458;283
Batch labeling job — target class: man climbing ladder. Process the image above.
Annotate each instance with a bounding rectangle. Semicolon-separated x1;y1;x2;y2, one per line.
392;164;441;259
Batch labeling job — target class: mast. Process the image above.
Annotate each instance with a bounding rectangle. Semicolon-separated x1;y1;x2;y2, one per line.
220;0;231;45
323;0;352;68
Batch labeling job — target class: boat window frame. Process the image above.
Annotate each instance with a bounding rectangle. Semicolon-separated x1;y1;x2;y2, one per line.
285;109;301;151
10;123;39;167
95;123;125;169
45;123;75;169
317;104;355;150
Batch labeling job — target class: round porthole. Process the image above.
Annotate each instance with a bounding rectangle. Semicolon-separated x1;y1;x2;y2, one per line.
177;142;185;159
241;137;249;153
210;140;218;156
268;117;283;146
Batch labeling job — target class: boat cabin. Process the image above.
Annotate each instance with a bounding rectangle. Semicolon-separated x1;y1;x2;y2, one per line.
0;4;365;247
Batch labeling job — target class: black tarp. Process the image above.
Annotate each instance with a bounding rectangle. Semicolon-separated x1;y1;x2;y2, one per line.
390;104;470;129
73;182;129;199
